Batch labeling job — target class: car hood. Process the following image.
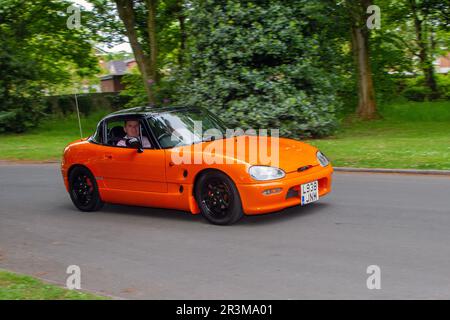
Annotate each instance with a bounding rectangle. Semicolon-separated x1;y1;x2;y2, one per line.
169;135;319;173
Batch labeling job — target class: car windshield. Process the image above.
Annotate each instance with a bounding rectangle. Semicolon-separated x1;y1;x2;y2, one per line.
146;108;229;148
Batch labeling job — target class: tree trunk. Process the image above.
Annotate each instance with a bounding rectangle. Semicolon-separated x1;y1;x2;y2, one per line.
410;0;438;97
146;0;158;85
350;0;377;119
115;0;155;104
178;13;186;67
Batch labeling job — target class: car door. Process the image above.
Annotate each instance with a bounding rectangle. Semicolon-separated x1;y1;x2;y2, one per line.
98;117;167;193
101;147;167;193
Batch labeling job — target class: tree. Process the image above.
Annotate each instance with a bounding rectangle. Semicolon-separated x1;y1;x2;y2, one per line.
114;0;158;103
90;0;187;104
377;0;449;99
405;0;448;97
339;0;378;119
0;0;99;132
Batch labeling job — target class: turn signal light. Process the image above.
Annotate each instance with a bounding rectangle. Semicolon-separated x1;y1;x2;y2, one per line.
262;188;283;195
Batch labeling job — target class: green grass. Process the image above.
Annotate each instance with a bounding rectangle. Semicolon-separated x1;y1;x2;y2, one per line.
0;270;107;300
307;100;450;170
0;111;107;161
0;100;449;169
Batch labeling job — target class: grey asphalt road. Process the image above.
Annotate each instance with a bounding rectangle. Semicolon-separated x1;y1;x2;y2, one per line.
1;163;450;299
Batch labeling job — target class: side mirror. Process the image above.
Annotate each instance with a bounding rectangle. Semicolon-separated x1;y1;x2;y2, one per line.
126;137;144;153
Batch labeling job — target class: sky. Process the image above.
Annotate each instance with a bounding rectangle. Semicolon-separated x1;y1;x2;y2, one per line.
71;0;133;53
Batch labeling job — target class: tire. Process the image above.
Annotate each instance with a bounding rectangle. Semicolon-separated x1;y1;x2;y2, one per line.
68;166;104;212
194;170;244;225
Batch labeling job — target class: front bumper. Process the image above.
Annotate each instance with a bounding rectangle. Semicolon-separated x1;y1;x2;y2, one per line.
237;165;333;215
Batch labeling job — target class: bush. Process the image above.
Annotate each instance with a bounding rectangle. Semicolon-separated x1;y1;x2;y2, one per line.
119;73;148;108
437;74;450;100
0;97;45;133
119;71;175;108
402;85;433;102
107;92;133;110
402;74;450;101
43;93;132;117
172;0;343;138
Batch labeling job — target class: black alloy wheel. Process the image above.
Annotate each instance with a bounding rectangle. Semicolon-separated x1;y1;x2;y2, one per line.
69;166;104;212
195;171;243;225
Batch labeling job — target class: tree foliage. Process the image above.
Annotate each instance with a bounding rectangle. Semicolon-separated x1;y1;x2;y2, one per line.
374;0;450;99
0;0;99;132
90;0;186;104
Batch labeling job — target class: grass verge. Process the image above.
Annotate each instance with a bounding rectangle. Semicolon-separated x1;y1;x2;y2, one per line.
0;111;106;161
0;269;107;300
307;100;450;170
0;100;449;169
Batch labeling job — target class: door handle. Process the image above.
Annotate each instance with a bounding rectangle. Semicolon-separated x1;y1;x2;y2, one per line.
104;154;113;160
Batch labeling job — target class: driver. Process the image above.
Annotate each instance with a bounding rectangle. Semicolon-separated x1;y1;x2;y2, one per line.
117;120;152;148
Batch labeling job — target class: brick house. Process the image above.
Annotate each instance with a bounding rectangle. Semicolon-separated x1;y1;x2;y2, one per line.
99;59;136;93
435;53;450;74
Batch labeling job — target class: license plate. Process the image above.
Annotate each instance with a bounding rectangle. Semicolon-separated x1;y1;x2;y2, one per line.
300;180;319;205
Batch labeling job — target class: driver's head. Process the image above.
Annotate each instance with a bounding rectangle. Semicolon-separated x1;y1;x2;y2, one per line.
123;120;140;138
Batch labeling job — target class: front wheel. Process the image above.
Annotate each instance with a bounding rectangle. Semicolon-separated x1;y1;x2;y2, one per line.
194;171;244;225
69;166;104;212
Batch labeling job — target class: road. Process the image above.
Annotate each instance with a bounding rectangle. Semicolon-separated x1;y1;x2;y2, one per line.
1;163;450;299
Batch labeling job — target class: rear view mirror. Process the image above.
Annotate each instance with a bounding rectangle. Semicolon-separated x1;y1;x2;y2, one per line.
126;137;144;153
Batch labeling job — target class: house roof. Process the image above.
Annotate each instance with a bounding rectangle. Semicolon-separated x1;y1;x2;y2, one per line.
106;60;128;75
124;58;136;64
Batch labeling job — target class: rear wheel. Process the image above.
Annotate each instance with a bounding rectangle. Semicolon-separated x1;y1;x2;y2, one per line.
69;166;104;212
194;171;243;225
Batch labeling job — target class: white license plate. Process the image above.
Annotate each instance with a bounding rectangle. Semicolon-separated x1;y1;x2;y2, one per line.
300;180;319;205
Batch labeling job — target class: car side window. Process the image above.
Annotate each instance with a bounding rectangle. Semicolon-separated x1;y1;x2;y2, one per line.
90;122;103;144
106;120;126;146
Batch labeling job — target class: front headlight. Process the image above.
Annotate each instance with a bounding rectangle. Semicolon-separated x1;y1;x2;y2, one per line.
316;150;329;167
248;166;286;181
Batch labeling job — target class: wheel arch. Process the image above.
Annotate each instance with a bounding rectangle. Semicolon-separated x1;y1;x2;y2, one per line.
66;163;105;212
67;163;95;181
192;168;244;210
192;168;233;196
192;168;245;224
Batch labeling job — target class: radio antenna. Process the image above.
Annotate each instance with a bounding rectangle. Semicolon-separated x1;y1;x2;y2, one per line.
74;92;83;139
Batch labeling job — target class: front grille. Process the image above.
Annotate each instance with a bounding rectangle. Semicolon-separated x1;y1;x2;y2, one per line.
286;186;300;199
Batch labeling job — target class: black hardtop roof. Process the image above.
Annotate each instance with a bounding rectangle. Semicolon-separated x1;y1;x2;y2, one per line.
101;105;199;121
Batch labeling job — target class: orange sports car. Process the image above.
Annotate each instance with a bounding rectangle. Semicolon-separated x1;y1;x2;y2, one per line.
61;106;333;225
